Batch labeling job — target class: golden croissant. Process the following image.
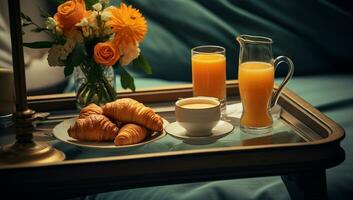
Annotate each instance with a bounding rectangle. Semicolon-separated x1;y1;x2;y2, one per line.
79;103;103;119
114;123;147;146
102;98;163;132
68;114;119;141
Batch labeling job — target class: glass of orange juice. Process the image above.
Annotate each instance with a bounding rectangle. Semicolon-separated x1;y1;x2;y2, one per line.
191;45;227;116
237;35;294;134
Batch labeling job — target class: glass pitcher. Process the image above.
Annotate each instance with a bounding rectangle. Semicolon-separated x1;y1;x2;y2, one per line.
236;35;294;134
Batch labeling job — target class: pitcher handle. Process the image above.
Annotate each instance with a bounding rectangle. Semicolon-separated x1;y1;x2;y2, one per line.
270;56;294;108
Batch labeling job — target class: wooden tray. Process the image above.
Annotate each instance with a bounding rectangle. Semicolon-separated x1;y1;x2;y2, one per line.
0;83;345;199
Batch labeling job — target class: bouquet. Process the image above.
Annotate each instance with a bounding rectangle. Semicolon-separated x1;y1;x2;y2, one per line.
22;0;152;107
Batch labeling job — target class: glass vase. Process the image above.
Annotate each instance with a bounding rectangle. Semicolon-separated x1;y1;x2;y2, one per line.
74;63;117;109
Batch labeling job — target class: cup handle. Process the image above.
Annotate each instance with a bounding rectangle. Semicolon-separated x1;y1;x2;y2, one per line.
270;56;294;108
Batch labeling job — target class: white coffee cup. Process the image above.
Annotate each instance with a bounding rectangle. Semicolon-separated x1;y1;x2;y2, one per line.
175;97;221;136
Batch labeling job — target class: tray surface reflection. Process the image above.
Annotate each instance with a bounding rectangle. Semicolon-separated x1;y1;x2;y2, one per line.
32;104;307;161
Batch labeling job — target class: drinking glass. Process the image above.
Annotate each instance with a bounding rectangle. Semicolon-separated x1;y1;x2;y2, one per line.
191;45;227;116
237;35;294;134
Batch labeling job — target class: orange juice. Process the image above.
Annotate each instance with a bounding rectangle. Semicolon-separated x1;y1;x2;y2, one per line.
238;61;274;127
192;54;226;99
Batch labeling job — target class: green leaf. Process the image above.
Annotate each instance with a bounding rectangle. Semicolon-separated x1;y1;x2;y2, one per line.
23;41;54;48
22;22;32;27
21;12;32;22
64;64;74;77
132;54;153;75
68;43;86;66
120;67;136;91
31;27;47;33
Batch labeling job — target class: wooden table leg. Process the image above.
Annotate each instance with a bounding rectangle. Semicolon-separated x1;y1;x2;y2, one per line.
281;169;327;200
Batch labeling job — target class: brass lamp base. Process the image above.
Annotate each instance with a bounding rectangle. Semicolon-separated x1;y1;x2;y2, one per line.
0;109;65;165
0;141;65;165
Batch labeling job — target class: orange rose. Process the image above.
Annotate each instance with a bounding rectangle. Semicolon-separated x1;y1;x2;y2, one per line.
54;0;86;35
94;42;120;66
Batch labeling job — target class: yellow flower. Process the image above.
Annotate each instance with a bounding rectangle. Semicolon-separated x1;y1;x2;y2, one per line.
106;3;147;48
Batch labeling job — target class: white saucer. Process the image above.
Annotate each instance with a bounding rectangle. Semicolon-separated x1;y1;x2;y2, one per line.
165;120;234;145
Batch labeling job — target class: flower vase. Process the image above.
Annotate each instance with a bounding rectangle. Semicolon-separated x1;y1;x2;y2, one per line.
74;63;117;109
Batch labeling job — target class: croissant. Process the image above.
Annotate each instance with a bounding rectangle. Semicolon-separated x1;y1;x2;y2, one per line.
102;98;163;132
68;114;119;141
114;123;148;146
79;103;103;119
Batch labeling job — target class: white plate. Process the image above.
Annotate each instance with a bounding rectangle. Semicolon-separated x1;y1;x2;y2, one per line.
53;118;168;149
165;120;234;145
